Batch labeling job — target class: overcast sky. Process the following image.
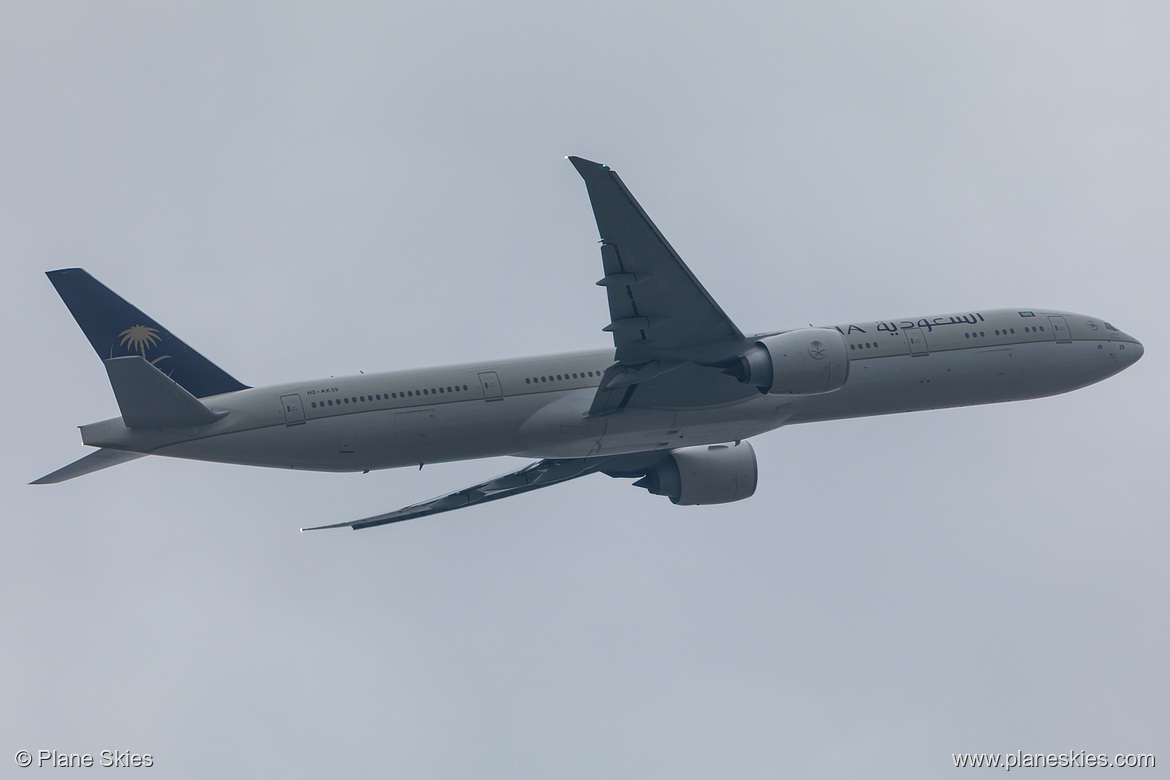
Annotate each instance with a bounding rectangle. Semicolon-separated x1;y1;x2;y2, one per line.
2;2;1166;777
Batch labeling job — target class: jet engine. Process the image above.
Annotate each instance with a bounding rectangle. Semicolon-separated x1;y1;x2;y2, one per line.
726;327;849;395
630;441;758;505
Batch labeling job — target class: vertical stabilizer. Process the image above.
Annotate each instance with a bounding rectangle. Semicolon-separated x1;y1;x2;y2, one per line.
46;268;248;398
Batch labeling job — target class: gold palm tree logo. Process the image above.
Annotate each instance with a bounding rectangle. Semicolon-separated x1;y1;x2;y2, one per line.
119;325;162;357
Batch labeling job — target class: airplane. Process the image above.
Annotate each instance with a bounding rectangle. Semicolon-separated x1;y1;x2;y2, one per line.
34;156;1144;530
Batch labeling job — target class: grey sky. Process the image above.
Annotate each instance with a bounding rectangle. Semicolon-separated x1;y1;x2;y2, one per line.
2;2;1166;777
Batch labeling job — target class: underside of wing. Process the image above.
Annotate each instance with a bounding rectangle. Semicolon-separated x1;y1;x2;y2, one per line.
301;442;760;532
569;157;756;413
301;458;609;531
570;157;746;362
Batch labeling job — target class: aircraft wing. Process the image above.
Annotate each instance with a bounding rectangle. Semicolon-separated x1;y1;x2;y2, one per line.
570;156;745;361
301;458;608;531
569;157;755;413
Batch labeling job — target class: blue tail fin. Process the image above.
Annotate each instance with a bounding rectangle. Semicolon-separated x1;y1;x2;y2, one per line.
47;268;249;398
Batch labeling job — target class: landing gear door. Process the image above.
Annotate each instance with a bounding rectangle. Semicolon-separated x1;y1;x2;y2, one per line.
479;371;503;401
280;394;305;426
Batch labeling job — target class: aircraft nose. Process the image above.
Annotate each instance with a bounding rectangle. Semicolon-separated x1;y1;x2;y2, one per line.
1117;335;1143;367
1130;338;1144;364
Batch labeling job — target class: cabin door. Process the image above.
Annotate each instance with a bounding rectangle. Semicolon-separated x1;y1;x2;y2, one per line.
280;394;305;426
904;327;929;356
1048;316;1071;343
479;371;503;401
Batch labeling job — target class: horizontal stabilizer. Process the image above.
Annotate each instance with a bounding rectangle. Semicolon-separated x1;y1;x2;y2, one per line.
105;355;227;428
31;448;146;484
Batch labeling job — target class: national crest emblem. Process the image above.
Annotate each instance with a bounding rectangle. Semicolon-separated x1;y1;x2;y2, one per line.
119;325;162;356
115;324;173;373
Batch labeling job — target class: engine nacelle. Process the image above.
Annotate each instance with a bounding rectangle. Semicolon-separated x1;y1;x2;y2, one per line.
633;441;758;506
729;327;849;395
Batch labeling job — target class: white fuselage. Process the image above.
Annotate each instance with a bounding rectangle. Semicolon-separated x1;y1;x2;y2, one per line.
78;308;1142;472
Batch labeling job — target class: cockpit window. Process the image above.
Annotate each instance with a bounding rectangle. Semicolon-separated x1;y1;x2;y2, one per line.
1104;322;1119;331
